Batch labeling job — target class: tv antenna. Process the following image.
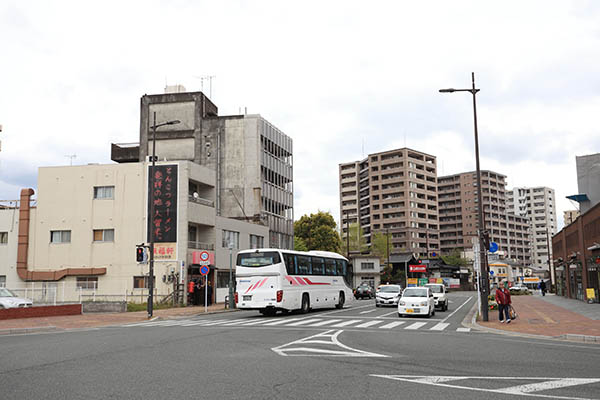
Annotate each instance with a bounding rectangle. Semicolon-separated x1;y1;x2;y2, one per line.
65;154;76;166
195;75;216;99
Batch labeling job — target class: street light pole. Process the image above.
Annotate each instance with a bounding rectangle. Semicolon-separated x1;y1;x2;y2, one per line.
439;72;490;321
147;112;180;319
228;242;234;309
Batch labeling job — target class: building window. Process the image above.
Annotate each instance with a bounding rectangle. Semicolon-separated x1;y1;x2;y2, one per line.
0;275;5;287
217;271;236;288
250;234;264;249
133;276;155;289
361;262;375;270
93;229;114;242
76;277;98;290
94;186;114;199
0;232;7;244
222;230;240;249
51;230;71;243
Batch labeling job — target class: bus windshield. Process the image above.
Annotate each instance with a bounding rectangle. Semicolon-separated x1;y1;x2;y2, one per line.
237;251;281;267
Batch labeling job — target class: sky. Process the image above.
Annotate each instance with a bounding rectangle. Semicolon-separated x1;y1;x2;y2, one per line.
1;0;599;231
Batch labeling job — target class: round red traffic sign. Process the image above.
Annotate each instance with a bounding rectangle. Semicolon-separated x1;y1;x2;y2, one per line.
200;251;209;262
200;265;210;275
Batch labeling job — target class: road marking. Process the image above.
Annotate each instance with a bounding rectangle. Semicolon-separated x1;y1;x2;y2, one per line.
441;296;473;323
379;321;405;329
360;309;377;314
405;322;427;330
307;319;342;327
354;320;384;328
318;302;374;316
377;311;399;318
262;318;307;326
456;327;471;332
216;319;257;326
429;323;449;331
272;330;389;357
371;375;600;400
285;318;322;326
235;319;272;326
331;319;362;327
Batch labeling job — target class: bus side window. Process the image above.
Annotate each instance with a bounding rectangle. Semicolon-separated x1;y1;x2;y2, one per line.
335;260;344;276
325;258;336;275
282;253;295;275
311;257;325;275
297;255;311;275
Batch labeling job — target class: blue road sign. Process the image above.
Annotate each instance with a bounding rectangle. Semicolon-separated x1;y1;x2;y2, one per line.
489;242;499;253
200;265;210;275
431;252;437;257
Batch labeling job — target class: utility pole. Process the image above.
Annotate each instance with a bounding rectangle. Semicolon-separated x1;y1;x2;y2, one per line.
386;228;390;283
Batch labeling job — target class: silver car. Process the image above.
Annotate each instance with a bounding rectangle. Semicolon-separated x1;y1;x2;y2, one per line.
375;285;402;307
0;288;33;309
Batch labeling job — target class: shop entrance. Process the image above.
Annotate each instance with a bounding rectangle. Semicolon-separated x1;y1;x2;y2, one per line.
187;265;215;306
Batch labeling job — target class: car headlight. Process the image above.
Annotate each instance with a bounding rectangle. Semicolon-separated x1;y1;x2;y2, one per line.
420;301;428;306
399;300;406;306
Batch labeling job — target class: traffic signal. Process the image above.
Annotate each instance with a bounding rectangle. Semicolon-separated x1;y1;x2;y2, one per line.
136;246;145;262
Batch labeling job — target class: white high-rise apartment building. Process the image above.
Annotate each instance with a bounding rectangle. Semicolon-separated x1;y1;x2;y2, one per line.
506;187;557;271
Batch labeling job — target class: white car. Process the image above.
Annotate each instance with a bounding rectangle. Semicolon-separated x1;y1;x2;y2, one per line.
0;288;33;309
375;285;402;307
425;283;448;311
509;285;529;294
398;287;435;318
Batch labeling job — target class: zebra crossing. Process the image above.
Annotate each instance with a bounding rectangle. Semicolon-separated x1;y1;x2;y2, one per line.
123;317;471;333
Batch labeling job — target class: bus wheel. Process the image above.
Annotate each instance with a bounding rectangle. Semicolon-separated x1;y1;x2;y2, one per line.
301;294;310;314
336;292;345;309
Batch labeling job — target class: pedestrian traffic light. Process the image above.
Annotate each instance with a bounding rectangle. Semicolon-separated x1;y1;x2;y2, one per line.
136;246;145;262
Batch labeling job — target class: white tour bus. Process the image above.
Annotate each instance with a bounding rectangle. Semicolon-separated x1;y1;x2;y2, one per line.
235;248;353;315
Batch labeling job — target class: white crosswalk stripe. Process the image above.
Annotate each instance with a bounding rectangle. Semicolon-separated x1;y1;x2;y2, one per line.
429;323;450;331
405;322;427;330
124;317;472;333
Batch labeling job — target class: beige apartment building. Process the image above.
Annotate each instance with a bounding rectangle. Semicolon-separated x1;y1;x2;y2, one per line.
438;170;531;266
339;148;439;258
0;161;268;303
563;209;579;226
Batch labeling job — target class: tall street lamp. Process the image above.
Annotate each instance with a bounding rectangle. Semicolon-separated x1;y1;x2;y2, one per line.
439;72;490;321
148;112;180;319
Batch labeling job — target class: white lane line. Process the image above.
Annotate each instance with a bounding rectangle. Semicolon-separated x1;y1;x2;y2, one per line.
201;319;243;326
220;319;265;326
318;302;374;316
497;378;600;395
405;322;427;330
360;309;377;314
429;323;450;331
237;319;273;326
179;320;217;327
285;318;322;326
307;319;342;327
331;319;363;327
456;327;471;332
208;319;249;326
379;321;405;329
377;311;399;318
441;296;473;323
354;320;384;328
262;318;307;326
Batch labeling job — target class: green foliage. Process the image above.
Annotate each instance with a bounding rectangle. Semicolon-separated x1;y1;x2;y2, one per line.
441;249;469;267
294;211;342;253
341;222;368;255
126;302;179;312
371;230;391;264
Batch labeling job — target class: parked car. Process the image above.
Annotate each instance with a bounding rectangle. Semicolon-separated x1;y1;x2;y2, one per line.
0;288;33;309
398;287;435;318
509;285;529;294
424;283;448;311
354;284;374;299
375;284;402;307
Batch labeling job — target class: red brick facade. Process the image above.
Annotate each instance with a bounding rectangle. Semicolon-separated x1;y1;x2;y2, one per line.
0;304;82;320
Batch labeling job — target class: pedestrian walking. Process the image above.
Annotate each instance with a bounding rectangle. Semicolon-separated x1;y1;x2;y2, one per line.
188;280;195;305
207;281;213;306
495;281;512;323
540;280;547;296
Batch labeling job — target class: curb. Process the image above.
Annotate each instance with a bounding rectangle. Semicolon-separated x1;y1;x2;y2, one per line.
465;304;600;344
0;326;60;336
155;307;240;321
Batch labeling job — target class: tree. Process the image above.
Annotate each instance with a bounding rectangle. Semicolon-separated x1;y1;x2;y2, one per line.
441;249;469;267
371;230;392;264
341;222;368;255
294;211;342;253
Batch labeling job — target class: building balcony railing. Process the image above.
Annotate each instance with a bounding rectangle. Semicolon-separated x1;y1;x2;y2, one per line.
188;195;215;207
188;241;215;251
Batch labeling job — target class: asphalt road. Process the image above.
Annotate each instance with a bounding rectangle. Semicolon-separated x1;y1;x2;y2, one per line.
2;292;600;399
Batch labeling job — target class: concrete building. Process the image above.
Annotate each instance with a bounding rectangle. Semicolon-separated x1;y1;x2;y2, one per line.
0;162;269;304
575;153;600;214
339;148;439;258
506;186;557;273
350;256;381;289
438;171;531;266
563;209;580;226
112;89;294;249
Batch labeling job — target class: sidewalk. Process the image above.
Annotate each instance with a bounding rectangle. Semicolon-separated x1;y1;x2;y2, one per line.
0;303;236;334
474;293;600;343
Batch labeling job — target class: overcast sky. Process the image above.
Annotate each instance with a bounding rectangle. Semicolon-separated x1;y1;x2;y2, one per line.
1;1;599;231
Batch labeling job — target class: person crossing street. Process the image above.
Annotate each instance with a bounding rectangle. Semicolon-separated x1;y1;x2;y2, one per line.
495;281;512;323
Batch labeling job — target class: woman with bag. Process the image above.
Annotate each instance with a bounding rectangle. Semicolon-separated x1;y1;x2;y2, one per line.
494;281;512;323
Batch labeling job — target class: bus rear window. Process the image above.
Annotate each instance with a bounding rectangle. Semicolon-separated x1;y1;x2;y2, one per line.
236;252;281;267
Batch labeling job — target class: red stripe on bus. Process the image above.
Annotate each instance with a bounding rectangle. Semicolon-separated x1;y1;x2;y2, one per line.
303;278;330;285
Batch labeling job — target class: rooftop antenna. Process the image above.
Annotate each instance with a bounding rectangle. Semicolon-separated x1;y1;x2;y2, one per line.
194;75;216;99
65;154;76;166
